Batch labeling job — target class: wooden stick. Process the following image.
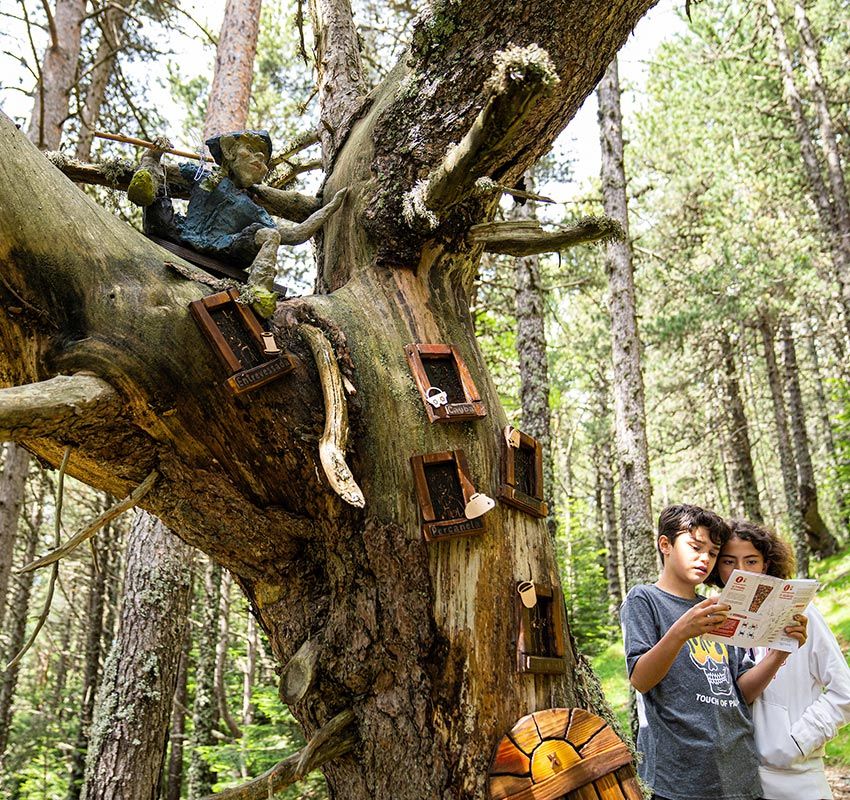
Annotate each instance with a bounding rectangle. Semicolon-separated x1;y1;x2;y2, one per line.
94;130;203;161
17;470;159;573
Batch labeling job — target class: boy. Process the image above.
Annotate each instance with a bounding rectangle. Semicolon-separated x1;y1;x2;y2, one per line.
621;504;807;800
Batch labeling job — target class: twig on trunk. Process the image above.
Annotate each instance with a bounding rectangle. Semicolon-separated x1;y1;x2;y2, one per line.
0;373;121;441
271;129;320;164
18;470;158;573
469;216;623;257
6;446;70;670
200;709;356;799
298;324;365;508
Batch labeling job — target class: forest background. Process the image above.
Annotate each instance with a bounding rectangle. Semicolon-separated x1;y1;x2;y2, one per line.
1;0;850;796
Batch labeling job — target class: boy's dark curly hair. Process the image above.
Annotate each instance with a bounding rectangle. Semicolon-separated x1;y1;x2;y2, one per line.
657;503;730;562
705;518;796;586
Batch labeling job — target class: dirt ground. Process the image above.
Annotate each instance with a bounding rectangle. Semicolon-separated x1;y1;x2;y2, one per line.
828;765;850;800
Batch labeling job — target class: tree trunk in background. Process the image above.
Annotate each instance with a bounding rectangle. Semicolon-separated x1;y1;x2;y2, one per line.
594;381;622;620
0;444;29;632
0;504;41;765
763;0;850;339
67;515;113;800
761;318;809;575
75;0;132;161
165;624;192;800
805;324;850;531
780;318;838;557
215;571;242;740
80;511;194;800
27;0;87;150
203;0;263;140
793;0;850;299
719;332;763;522
598;56;656;588
187;559;222;800
514;184;555;534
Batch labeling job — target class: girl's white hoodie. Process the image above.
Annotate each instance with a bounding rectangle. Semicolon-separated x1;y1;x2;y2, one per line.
753;604;850;799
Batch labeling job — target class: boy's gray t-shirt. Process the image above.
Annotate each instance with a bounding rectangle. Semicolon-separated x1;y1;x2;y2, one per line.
621;584;761;800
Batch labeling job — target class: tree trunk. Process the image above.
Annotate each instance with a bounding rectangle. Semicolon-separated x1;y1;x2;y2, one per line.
27;0;88;150
67;514;113;800
0;443;29;632
215;570;242;740
760;317;809;575
598;56;656;588
0;502;41;763
594;381;622;620
165;622;192;800
793;0;850;302
513;183;555;534
0;3;657;794
80;511;194;800
780;318;838;557
187;559;222;800
763;0;850;338
203;0;263;140
75;0;132;161
718;332;763;522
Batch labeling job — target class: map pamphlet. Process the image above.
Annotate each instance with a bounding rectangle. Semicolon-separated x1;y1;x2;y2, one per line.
704;569;819;652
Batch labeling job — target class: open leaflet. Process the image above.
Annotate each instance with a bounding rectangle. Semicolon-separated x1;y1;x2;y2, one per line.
704;569;818;652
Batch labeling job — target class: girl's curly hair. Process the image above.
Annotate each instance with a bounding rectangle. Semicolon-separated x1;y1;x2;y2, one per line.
706;518;796;586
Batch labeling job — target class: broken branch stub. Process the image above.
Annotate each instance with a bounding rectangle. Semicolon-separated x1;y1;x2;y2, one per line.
402;44;560;231
469;216;624;257
298;324;365;508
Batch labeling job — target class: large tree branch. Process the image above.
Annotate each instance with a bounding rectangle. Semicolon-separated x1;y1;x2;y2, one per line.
200;709;356;800
470;216;624;256
0;373;122;440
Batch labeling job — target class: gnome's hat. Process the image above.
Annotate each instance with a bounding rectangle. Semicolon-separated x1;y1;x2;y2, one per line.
205;130;273;166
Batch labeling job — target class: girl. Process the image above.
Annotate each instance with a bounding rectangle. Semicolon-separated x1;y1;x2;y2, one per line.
711;519;850;800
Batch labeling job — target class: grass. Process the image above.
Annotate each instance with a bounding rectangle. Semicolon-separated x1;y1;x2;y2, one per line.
590;544;850;765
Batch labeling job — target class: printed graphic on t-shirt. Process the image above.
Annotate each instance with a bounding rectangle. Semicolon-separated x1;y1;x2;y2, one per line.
687;636;736;704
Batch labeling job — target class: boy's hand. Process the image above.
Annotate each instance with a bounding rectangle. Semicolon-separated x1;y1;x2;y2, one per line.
671;597;731;642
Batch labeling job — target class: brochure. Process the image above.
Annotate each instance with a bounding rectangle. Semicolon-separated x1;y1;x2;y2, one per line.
704;569;818;652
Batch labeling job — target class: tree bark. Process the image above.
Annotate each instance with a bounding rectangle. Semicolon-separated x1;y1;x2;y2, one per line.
68;512;113;800
0;443;29;632
0;497;41;764
513;182;555;535
780;318;838;558
203;0;263;140
0;3;658;794
75;0;133;161
187;559;222;800
595;382;623;621
27;0;88;150
80;511;194;800
763;0;850;338
165;621;192;800
215;570;243;740
718;332;763;522
598;56;656;588
760;317;809;575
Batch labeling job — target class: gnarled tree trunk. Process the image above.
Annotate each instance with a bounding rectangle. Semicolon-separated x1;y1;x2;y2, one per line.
0;3;657;795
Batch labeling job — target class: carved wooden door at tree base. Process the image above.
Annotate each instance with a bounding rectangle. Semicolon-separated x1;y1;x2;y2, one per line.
488;709;641;800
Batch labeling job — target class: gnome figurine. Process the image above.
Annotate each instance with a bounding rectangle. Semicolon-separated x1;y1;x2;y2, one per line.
128;130;346;317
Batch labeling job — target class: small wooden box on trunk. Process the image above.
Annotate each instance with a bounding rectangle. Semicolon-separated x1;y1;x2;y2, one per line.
410;449;485;541
405;343;487;423
500;426;547;518
515;581;567;675
189;288;297;395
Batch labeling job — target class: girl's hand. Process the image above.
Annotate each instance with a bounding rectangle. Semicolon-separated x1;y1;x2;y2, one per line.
783;613;808;648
